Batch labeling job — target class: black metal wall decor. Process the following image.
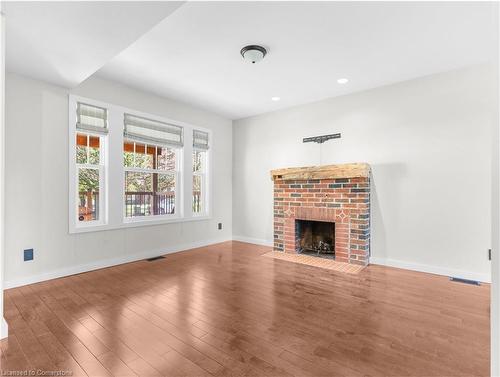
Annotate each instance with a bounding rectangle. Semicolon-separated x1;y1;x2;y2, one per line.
303;133;341;144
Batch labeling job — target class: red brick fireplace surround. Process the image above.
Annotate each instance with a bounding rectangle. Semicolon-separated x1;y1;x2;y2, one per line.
271;163;371;265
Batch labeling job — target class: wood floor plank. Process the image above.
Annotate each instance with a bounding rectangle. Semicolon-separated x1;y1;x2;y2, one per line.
95;351;138;377
0;334;33;372
36;331;89;376
1;241;491;377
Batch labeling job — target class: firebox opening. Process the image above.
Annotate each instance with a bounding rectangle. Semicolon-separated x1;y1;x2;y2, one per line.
295;219;335;259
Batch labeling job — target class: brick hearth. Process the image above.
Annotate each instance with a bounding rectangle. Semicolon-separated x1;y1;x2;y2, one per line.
271;163;371;265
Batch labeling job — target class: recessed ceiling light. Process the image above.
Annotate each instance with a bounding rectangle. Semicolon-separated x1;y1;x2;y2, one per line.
337;78;349;84
271;97;280;101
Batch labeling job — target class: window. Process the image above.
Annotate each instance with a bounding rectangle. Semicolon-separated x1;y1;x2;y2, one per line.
69;95;211;232
192;129;209;215
74;103;107;225
123;114;182;220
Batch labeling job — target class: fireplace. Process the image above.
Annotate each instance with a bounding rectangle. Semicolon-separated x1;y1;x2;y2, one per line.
271;163;371;266
296;219;335;259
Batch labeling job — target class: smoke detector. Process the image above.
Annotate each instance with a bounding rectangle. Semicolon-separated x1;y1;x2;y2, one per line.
240;45;267;64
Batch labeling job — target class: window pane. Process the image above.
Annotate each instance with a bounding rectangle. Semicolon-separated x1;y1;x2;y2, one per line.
157;147;176;170
193;150;204;173
77;133;100;165
123;142;135;167
78;168;99;222
157;174;175;215
76;134;88;164
123;151;135;167
88;135;100;164
123;142;179;218
157;173;175;193
124;172;176;217
125;171;152;192
134;142;154;169
193;175;202;213
125;172;153;217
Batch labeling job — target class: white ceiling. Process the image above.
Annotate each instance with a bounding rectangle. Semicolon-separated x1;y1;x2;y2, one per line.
5;1;183;88
6;2;497;120
97;2;497;119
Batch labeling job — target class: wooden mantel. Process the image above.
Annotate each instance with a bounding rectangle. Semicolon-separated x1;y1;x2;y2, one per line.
271;162;370;181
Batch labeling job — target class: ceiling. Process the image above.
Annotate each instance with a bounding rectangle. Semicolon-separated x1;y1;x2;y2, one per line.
6;2;497;120
5;1;183;88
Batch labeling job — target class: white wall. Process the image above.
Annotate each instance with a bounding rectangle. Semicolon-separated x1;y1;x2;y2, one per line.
4;73;232;287
233;65;496;282
492;6;500;374
492;63;500;373
0;9;7;339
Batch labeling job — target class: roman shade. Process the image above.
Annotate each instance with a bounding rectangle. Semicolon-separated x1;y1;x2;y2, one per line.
193;129;209;150
124;113;183;148
76;102;108;134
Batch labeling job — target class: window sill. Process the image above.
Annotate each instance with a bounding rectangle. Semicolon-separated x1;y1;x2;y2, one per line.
69;215;212;234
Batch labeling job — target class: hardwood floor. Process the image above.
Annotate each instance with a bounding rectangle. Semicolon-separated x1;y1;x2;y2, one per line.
1;241;490;376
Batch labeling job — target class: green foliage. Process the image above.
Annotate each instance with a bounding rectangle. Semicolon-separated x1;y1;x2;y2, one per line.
77;145;100;165
89;147;100;164
124;143;176;194
76;146;87;164
123;151;134;167
77;141;100;193
158;174;175;193
125;172;152;192
78;168;99;193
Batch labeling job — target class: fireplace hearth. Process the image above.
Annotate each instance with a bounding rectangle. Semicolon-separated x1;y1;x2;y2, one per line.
296;219;335;259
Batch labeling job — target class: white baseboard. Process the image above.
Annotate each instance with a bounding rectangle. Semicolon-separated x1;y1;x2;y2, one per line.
232;235;273;247
4;236;491;289
1;317;8;339
4;237;231;289
370;257;491;283
231;237;491;283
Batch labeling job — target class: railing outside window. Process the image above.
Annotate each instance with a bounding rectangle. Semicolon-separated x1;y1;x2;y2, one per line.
124;191;175;217
123;191;201;217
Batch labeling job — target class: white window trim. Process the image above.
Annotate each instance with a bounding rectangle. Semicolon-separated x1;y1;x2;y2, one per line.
68;94;212;234
69;97;110;233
